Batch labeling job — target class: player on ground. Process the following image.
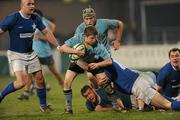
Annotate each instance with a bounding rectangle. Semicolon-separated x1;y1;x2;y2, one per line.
81;71;158;112
100;60;180;111
155;48;180;100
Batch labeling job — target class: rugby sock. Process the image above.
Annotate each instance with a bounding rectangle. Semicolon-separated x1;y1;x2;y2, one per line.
0;82;16;100
64;89;72;111
36;88;47;107
171;101;180;111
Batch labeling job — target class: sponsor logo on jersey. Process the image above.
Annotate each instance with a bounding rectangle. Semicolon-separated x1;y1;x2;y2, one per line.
20;33;34;38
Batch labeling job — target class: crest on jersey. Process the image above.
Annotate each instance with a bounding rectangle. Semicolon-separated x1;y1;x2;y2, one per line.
32;23;36;30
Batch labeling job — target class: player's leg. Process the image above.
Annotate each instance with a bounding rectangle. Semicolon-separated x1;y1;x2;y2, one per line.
0;57;29;103
63;70;78;114
63;62;84;114
28;54;53;113
151;92;180;110
0;71;29;102
48;62;63;87
86;72;99;89
18;74;33;100
133;74;180;111
33;70;53;113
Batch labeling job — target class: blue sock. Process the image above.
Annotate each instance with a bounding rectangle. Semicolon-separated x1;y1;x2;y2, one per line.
171;101;180;111
36;88;47;107
1;82;16;98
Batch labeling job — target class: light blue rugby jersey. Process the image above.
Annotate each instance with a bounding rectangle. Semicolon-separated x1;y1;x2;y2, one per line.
65;33;111;60
75;19;119;53
0;11;45;53
33;17;52;58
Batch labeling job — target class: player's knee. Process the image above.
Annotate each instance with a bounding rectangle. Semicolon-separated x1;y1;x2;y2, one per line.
34;71;44;81
16;75;29;87
34;72;45;86
64;80;71;89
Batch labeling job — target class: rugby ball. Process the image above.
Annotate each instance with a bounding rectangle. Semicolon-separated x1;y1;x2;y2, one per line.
69;43;85;62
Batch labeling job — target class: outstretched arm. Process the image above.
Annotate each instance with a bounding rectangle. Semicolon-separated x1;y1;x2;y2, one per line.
42;28;60;50
114;20;124;50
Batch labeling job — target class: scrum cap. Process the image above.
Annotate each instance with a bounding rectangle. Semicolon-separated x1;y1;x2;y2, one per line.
82;6;96;18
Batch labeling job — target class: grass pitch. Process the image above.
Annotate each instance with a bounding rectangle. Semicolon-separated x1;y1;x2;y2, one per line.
0;74;179;120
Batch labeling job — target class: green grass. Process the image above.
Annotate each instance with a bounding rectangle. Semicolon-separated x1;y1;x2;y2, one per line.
0;74;179;120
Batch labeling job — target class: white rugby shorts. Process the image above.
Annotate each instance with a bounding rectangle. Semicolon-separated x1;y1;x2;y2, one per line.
131;73;157;105
7;50;42;73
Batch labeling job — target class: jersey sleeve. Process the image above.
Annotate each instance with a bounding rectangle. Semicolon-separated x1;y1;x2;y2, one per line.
64;34;82;47
96;44;111;60
103;19;119;29
75;23;85;35
36;16;46;31
85;101;95;111
0;13;18;32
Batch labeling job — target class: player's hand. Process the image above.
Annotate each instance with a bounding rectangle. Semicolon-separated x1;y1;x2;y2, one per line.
88;63;99;70
76;48;85;57
113;40;120;50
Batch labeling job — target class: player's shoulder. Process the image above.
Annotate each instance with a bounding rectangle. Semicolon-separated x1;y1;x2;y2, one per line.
6;11;19;18
77;22;86;29
160;62;172;72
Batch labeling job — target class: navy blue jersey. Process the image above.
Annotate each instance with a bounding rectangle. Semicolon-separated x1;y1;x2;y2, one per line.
86;88;110;111
156;63;180;97
86;88;132;111
105;60;139;94
0;11;46;53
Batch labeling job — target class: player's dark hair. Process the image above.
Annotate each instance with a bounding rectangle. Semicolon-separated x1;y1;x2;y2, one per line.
84;26;98;37
81;85;92;96
168;48;180;58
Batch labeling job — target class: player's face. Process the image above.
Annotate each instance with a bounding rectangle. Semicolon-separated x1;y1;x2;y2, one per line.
83;88;97;103
85;35;96;46
169;51;180;68
83;16;96;26
21;0;35;15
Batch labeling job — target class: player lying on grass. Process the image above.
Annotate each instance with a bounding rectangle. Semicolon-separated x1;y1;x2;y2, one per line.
155;48;180;101
81;71;158;112
81;85;131;112
78;57;180;111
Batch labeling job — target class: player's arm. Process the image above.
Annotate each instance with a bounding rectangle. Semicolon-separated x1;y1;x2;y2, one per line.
88;44;112;70
42;28;60;49
114;20;124;50
155;67;168;92
88;58;112;70
34;20;56;41
60;44;84;56
95;105;114;112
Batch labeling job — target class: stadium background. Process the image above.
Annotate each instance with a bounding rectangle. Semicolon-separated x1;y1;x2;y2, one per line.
0;0;180;75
